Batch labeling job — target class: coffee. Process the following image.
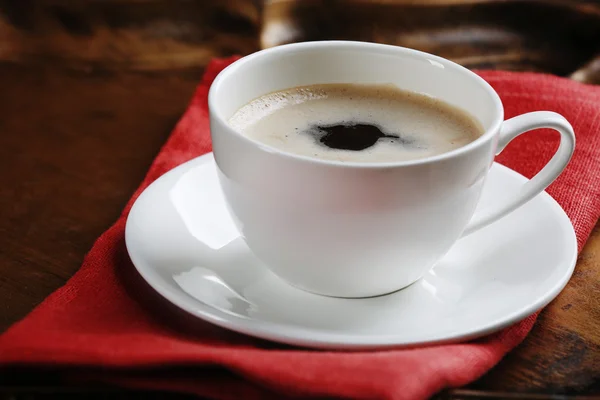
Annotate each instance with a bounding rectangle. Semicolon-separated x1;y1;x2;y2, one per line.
228;84;483;163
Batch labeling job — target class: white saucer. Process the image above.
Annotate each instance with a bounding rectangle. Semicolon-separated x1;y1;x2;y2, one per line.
125;153;577;349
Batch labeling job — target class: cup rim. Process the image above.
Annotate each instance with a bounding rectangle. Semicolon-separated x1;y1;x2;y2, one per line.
208;40;504;168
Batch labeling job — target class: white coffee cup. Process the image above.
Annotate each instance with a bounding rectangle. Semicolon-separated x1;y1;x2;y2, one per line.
208;41;575;298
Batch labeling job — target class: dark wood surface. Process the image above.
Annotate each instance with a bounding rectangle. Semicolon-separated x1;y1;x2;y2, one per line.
0;0;261;332
0;0;598;397
263;0;600;83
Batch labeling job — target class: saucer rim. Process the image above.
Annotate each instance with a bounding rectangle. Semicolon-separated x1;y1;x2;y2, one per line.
125;153;577;350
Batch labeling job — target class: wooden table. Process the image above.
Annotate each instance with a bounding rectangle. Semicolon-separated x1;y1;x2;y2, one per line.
0;0;598;397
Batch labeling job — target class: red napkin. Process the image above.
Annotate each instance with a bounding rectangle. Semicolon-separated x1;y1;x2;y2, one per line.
1;57;600;400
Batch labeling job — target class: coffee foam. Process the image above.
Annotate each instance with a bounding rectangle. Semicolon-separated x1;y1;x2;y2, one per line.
228;84;484;163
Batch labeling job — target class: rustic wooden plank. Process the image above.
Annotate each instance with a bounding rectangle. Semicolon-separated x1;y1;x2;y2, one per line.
262;0;600;81
0;62;203;330
0;0;261;70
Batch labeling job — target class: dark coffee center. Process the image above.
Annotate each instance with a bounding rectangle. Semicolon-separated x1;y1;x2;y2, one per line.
317;123;396;151
306;123;417;151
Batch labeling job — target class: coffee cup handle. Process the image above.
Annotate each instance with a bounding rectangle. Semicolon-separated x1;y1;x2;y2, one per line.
462;111;575;236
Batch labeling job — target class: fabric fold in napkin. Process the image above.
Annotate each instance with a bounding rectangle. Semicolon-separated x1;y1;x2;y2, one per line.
1;57;600;400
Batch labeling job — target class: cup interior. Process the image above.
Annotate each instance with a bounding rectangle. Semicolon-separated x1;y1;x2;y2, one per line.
210;41;503;137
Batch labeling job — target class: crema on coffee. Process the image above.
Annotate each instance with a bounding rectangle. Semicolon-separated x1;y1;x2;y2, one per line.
228;83;484;163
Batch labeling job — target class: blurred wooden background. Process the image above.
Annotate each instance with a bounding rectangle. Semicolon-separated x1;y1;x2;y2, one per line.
263;0;600;83
0;0;260;70
0;0;599;81
0;0;598;397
